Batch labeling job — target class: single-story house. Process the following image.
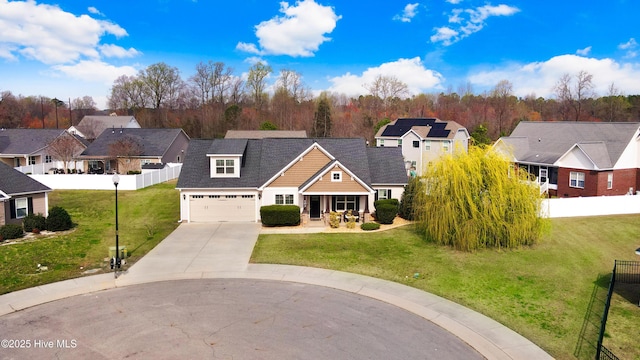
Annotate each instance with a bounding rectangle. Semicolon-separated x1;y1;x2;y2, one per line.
375;118;469;176
69;115;141;141
176;137;408;223
494;121;640;197
76;128;190;174
0;161;52;226
0;128;86;168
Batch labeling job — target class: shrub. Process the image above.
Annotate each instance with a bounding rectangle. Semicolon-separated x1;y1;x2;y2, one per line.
0;224;24;240
360;222;380;231
329;211;340;228
260;205;300;227
23;213;47;233
127;170;141;175
399;177;424;221
345;210;356;229
374;198;399;210
375;203;397;224
46;206;73;231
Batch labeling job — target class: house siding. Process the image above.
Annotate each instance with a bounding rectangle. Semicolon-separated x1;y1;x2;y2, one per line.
1;193;48;225
0;201;5;226
305;167;369;193
162;132;190;164
270;148;331;187
557;168;638;197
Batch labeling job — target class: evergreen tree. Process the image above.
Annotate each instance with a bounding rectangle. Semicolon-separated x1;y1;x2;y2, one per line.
312;96;332;137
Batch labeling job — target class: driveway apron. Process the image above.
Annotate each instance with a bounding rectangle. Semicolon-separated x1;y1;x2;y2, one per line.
121;222;260;282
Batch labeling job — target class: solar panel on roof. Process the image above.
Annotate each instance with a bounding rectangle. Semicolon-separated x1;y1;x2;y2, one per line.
381;118;438;136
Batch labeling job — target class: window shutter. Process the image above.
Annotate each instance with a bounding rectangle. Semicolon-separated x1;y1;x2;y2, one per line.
355;196;360;211
331;196;336;211
374;191;378;201
388;189;392;199
28;197;34;215
9;199;16;219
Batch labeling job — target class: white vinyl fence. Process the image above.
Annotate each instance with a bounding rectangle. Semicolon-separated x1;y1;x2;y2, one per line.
541;194;640;218
16;161;85;175
29;163;182;190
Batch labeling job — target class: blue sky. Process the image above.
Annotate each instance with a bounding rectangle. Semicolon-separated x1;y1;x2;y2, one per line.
1;0;639;109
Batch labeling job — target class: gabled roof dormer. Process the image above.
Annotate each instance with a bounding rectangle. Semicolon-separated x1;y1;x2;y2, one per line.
206;139;247;178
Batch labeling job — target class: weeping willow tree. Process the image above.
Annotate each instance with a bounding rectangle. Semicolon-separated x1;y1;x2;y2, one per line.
414;146;547;251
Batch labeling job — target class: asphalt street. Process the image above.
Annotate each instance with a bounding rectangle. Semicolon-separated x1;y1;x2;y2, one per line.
0;279;483;360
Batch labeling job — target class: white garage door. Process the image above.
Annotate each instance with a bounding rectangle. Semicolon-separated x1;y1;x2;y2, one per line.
189;194;256;222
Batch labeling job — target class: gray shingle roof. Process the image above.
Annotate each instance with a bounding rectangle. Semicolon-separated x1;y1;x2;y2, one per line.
80;128;185;158
0;129;67;155
502;121;640;168
177;138;408;190
0;162;51;195
75;116;139;138
225;130;307;139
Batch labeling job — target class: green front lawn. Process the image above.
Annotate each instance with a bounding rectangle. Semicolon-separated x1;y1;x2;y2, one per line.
0;181;180;295
252;215;640;360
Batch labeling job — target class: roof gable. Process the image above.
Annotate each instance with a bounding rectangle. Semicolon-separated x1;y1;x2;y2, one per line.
0;162;51;195
80;128;186;157
501;121;640;166
75;116;140;139
0;129;66;155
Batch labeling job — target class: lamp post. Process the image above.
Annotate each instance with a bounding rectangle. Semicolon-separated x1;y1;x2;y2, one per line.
112;174;120;277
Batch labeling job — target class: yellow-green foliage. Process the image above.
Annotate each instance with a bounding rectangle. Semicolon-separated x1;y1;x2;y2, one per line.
346;210;356;229
329;211;340;228
415;146;547;251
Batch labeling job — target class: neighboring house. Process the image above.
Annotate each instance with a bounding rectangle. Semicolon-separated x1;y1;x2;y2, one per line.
176;138;408;223
224;130;307;139
375;118;470;176
77;128;190;174
494;121;640;197
0;128;86;168
0;161;51;226
69;115;141;141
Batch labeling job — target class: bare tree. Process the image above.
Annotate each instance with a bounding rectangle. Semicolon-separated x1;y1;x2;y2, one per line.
365;75;409;116
47;133;85;172
553;71;595;121
108;75;147;111
490;80;515;136
138;62;183;126
246;62;272;114
108;136;144;174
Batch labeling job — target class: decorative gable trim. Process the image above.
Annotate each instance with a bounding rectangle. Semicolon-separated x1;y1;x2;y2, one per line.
556;143;600;170
259;142;335;190
299;161;374;193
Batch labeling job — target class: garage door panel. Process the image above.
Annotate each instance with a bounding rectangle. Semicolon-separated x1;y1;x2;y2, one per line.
189;195;256;222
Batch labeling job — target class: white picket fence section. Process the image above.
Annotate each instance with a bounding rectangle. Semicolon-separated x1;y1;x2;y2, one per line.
541;194;640;218
29;163;182;190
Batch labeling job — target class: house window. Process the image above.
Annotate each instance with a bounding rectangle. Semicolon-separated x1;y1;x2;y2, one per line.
334;195;357;211
379;139;384;146
331;171;342;182
215;159;235;174
141;159;152;165
376;189;391;200
275;194;294;205
45;155;52;163
569;171;585;188
398;139;402;146
607;173;613;189
424;140;431;151
28;156;36;165
413;141;419;148
539;168;548;183
443;141;450;152
13;198;28;219
411;161;417;168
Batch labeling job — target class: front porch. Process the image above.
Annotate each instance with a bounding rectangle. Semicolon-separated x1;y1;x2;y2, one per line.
300;194;373;226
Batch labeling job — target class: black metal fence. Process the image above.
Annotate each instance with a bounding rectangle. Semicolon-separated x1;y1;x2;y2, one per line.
596;260;640;360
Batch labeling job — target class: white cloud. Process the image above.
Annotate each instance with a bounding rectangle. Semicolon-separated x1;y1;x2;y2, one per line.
431;3;520;46
99;44;141;58
467;54;640;98
87;6;103;16
0;0;130;64
326;57;444;97
237;0;341;57
576;46;591;56
618;38;637;59
446;0;462;3
53;60;138;85
393;3;419;23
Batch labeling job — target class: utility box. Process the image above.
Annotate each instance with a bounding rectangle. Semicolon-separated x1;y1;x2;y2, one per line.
108;246;128;259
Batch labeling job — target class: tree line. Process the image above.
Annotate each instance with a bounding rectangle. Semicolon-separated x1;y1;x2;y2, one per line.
2;61;640;143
